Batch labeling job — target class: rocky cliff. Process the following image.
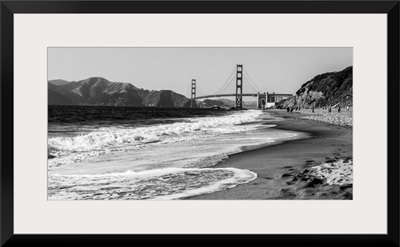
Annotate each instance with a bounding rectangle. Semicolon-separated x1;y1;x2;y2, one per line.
276;66;352;109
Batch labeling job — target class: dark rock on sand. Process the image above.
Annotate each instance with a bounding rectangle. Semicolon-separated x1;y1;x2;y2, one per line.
340;184;352;190
275;188;297;199
325;158;337;163
281;173;294;178
306;177;324;187
343;191;353;199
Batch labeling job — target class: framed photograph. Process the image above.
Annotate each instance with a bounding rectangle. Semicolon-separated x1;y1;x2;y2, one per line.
1;1;399;246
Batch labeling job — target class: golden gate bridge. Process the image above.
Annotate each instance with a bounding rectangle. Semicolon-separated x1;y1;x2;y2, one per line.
186;64;292;109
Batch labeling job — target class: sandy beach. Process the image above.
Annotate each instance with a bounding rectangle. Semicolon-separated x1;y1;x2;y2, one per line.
188;109;353;200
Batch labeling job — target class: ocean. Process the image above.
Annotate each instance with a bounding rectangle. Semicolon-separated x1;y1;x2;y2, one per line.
48;105;297;200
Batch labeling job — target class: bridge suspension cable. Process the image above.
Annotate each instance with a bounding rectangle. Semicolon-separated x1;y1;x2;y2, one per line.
197;87;207;97
215;73;236;95
243;68;264;93
243;73;261;94
185;83;191;98
213;66;236;95
194;81;207;97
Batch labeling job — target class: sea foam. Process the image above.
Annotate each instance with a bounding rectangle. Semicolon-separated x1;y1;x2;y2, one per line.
48;110;263;167
48;110;300;200
48;167;257;200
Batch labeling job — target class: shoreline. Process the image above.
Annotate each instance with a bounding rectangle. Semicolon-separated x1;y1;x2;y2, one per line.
186;109;353;200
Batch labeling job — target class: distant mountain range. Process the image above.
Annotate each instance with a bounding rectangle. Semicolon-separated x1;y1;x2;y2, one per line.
201;99;256;109
276;66;352;109
48;77;191;107
48;77;259;108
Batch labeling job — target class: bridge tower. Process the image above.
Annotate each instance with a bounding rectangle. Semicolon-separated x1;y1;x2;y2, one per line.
236;64;243;109
257;92;266;109
190;79;196;108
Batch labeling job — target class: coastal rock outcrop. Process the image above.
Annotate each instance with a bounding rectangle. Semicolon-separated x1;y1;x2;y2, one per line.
276;66;352;109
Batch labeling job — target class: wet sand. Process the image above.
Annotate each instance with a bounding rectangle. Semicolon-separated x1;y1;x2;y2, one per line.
187;110;353;200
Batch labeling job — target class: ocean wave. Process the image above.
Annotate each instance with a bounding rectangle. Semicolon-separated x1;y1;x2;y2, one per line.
48;167;257;200
48;110;263;167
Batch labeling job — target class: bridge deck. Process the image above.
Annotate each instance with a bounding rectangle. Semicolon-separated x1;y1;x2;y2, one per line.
195;93;258;99
195;93;292;100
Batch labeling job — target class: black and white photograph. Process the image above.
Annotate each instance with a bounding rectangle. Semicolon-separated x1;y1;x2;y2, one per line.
47;47;353;200
2;1;398;245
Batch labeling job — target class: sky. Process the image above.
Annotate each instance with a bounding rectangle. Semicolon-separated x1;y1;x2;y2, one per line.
48;47;352;98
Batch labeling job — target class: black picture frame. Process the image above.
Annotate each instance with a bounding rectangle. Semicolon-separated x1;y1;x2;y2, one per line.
1;1;399;246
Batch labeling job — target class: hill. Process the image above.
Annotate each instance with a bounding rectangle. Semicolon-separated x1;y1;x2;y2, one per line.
200;98;257;109
276;66;352;109
48;77;190;107
142;90;191;107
